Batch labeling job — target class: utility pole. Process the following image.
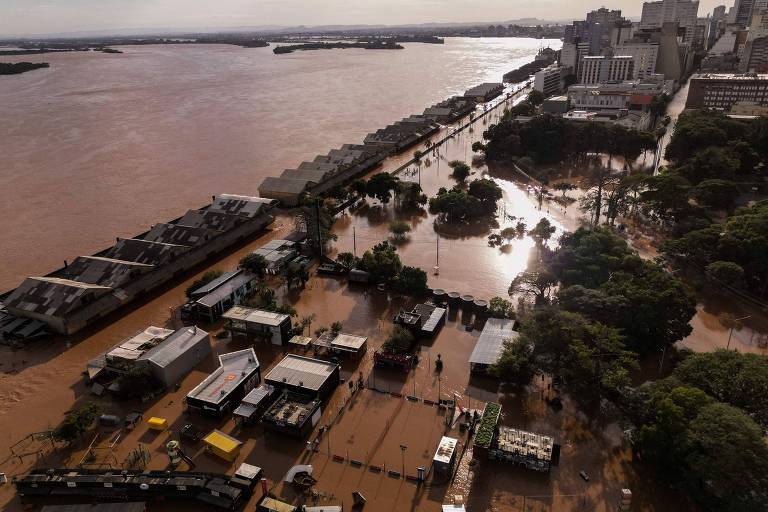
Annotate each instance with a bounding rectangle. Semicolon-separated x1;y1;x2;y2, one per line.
353;226;357;257
315;197;323;259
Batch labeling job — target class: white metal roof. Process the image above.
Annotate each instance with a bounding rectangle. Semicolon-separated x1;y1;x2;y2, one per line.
468;318;518;366
265;354;338;392
222;306;290;327
330;333;368;352
433;436;458;464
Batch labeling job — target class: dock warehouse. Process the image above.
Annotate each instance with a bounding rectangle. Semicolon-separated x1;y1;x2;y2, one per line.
463;82;504;102
186;348;260;417
468;318;518;373
223;306;293;345
264;354;340;401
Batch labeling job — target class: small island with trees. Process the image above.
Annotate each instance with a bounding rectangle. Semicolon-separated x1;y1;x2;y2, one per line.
0;62;50;75
274;40;404;54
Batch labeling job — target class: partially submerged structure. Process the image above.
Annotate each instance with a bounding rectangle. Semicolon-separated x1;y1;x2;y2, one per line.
394;303;446;337
2;194;275;336
489;426;555;472
186;348;260;417
87;325;211;388
264;354;340;401
233;384;277;425
313;331;368;357
250;239;298;274
468;318;518;373
261;391;323;438
433;436;459;476
463;83;504;102
223;306;293;345
185;269;258;323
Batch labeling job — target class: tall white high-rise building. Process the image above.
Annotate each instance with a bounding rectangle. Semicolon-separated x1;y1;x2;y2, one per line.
640;0;700;45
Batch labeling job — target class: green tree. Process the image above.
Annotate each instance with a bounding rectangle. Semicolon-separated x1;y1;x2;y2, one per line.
690;179;739;210
509;269;557;304
53;402;102;442
358;241;403;283
239;253;268;277
468;178;503;214
351;179;368;197
284;261;309;289
388;220;412;240
490;336;535;384
392;265;429;296
705;260;746;290
365;172;400;204
528;218;556;245
381;325;415;354
673;350;768;426
553;182;577;197
488;296;514;318
336;251;358;269
448;160;471;183
527;89;545;106
395;182;427;209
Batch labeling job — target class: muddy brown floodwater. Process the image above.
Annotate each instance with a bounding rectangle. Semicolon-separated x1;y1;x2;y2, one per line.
0;38;763;512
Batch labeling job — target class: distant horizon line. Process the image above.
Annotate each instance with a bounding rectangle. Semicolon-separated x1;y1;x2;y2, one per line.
0;17;582;40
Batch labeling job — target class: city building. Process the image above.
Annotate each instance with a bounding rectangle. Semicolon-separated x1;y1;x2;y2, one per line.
685;72;768;110
264;354;340;401
640;0;700;45
261;391;322;438
185;348;260;417
733;0;758;28
579;54;635;84
612;42;660;78
567;80;669;112
543;95;570;114
222;306;293;345
740;34;768;71
185;269;258;323
533;64;567;96
469;318;518;373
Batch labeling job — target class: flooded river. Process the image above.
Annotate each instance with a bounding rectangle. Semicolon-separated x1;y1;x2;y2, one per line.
0;37;557;293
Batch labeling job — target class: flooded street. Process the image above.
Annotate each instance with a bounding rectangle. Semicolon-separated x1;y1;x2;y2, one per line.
0;37;763;512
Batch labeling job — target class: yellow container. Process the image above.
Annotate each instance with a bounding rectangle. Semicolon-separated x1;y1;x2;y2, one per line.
203;430;242;463
147;417;168;431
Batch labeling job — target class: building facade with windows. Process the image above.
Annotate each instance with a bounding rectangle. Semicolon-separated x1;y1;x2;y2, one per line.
686;73;768;110
579;55;635;84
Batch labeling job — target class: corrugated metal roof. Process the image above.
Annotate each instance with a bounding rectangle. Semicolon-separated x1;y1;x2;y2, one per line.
468;318;518;366
138;326;209;368
265;354;338;392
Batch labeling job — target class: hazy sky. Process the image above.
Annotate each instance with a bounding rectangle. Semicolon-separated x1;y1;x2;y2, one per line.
0;0;728;37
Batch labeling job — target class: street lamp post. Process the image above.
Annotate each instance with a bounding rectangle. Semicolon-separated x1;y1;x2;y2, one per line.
725;315;751;350
400;444;407;475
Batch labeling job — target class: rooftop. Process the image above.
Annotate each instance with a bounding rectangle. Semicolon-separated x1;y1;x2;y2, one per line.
187;348;260;405
194;270;255;309
143;223;221;247
57;256;153;288
106;326;174;363
433;436;458;464
258;176;314;195
265;354;339;392
222;306;291;327
177;209;243;232
106;238;189;266
691;72;768;80
494;426;554;462
209;193;276;218
468;318;518;366
262;391;321;428
138;326;209;368
4;276;112;317
464;82;504;96
233;384;275;418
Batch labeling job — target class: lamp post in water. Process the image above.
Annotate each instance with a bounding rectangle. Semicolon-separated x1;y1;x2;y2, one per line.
400;444;407;475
